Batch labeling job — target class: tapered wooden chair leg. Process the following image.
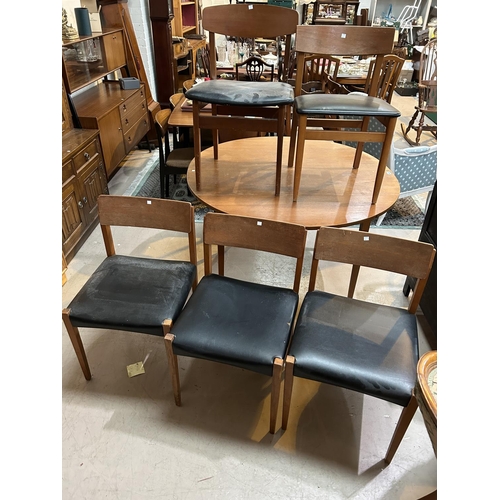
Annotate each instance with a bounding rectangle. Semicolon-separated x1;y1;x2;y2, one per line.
270;358;283;434
62;308;91;380
371;116;397;204
275;106;286;196
164;322;181;406
193;101;202;190
292;115;308;202
287;112;298;169
282;355;295;430
385;394;418;464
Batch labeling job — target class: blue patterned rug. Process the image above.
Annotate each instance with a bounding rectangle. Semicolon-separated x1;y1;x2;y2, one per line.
131;159;211;222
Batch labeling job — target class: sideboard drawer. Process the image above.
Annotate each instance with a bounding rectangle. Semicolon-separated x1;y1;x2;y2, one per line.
62;160;75;186
121;100;148;134
119;86;146;120
124;117;149;154
73;138;100;172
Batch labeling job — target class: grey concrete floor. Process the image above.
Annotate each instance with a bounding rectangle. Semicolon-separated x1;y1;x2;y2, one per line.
62;95;437;498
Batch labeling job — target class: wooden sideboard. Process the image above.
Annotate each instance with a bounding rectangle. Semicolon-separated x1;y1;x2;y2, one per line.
72;82;149;178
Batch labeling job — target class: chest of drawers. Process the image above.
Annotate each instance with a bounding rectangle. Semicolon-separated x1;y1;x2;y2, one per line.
72;82;150;178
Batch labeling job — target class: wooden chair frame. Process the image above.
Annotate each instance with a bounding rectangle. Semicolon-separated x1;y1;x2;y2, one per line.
402;38;437;145
154;108;194;198
357;53;405;104
165;212;307;434
189;4;298;195
235;55;275;82
62;195;198;381
287;25;400;204
282;226;436;462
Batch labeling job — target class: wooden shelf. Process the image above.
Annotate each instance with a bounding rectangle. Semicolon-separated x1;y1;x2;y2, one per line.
172;0;199;38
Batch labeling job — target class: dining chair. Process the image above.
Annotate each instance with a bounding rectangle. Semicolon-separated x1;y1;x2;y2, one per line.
62;195;198;381
282;226;436;463
184;4;298;196
154;108;194;198
287;25;401;204
288;55;342;95
402;38;437;146
165;212;307;434
347;54;405;104
169;92;191;148
235;55;275;82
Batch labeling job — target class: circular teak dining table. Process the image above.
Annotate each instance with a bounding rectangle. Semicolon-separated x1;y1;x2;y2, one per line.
186;136;400;230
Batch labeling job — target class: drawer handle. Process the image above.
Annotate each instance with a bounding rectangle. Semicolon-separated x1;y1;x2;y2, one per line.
122;104;127;111
83;197;88;204
125;118;129;125
78;201;84;209
142;104;145;109
84;152;90;160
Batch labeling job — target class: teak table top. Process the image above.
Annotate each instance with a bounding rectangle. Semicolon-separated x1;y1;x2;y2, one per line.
186;136;400;229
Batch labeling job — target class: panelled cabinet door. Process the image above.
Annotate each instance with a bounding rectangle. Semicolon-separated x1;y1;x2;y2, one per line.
79;160;108;226
98;108;126;178
62;180;85;256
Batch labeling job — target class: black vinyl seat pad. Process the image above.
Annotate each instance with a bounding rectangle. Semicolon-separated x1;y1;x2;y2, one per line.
170;274;299;377
185;80;294;107
294;93;401;117
289;290;418;406
68;255;196;336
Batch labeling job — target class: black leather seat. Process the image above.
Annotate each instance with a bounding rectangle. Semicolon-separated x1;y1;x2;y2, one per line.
294;93;400;118
68;255;196;337
290;291;418;407
282;226;436;463
171;274;298;376
165;212;307;434
186;80;293;108
62;195;198;381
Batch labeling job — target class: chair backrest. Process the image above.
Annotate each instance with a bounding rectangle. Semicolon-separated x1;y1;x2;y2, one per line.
419;38;437;86
202;212;306;293
364;53;405;103
97;195;198;285
235;55;275;82
300;55;341;94
293;25;396;98
309;227;435;314
202;4;299;81
417;38;437;110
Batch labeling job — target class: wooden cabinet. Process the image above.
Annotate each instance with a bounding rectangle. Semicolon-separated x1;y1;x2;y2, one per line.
172;0;199;38
72;82;148;177
62;29;150;179
62;128;109;262
312;1;360;25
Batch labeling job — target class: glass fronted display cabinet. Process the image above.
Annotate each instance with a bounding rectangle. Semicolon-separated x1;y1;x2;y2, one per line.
62;29;126;93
